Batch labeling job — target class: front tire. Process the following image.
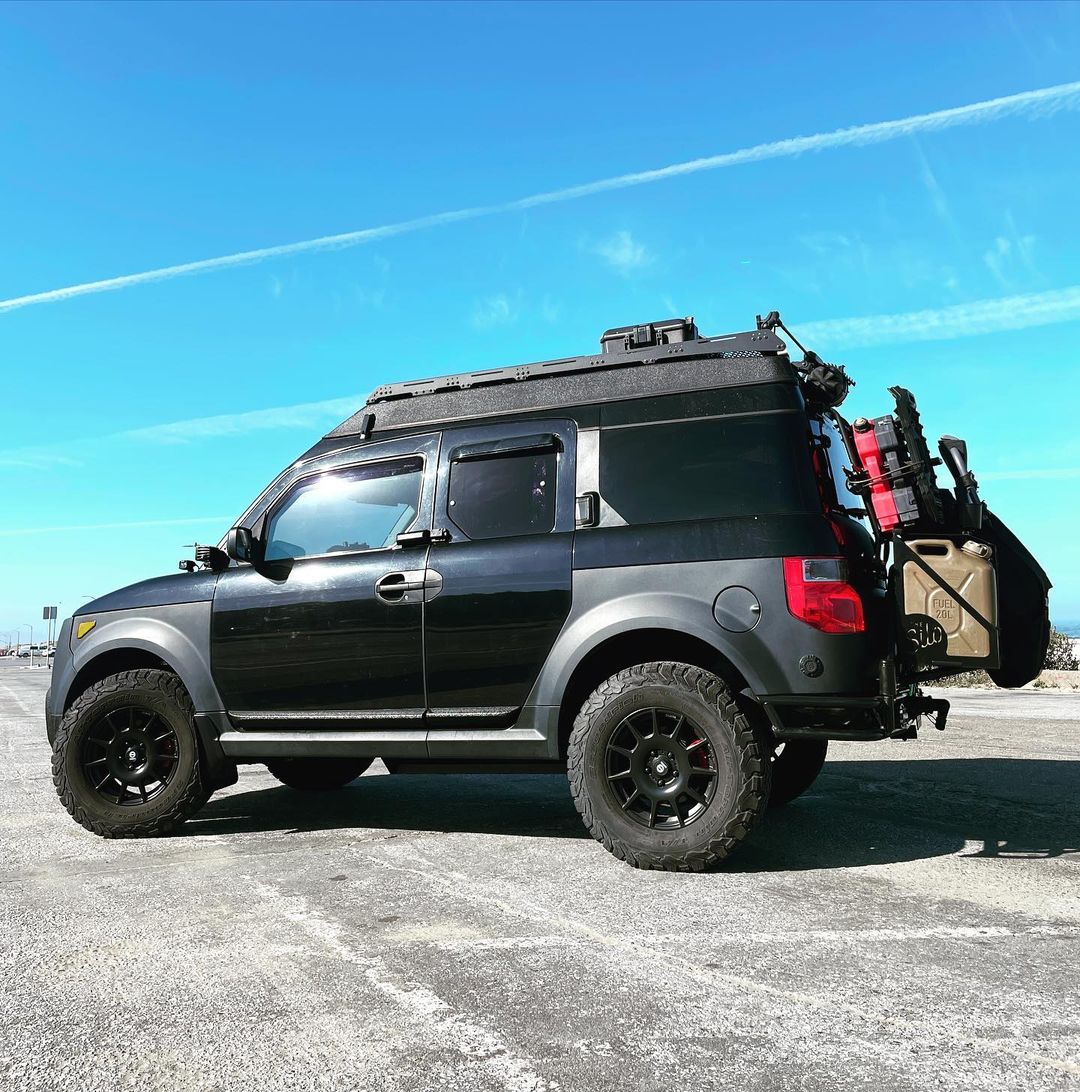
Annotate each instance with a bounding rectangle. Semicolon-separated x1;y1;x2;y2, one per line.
52;669;207;838
567;662;771;871
265;757;372;791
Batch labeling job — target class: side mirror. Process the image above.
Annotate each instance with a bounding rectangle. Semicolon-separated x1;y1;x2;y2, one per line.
225;527;254;563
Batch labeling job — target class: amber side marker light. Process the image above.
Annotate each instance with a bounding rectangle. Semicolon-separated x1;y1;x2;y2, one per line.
75;620;96;640
783;557;865;634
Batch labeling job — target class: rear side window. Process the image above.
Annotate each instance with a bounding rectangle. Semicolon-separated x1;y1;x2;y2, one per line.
600;414;819;526
812;416;865;514
448;451;556;540
265;456;423;560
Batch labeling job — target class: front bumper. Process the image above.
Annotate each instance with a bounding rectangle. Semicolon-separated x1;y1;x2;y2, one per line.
45;688;62;745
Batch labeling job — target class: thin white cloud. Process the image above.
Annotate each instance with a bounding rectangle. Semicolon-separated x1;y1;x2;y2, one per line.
540;295;561;324
0;394;364;468
119;394;364;444
983;236;1014;287
472;294;517;330
0;450;82;470
593;230;650;275
3;81;1080;313
797;283;1080;350
799;231;855;257
911;139;952;224
0;516;232;537
983;212;1039;289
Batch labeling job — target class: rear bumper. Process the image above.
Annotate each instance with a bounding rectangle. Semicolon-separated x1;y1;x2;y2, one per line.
758;659;949;741
760;693;886;740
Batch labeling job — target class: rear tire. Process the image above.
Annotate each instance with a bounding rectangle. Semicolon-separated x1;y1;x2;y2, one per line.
52;669;207;838
567;662;771;872
265;757;372;791
768;739;828;807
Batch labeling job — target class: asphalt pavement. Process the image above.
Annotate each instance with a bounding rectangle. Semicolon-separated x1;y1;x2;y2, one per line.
1;658;1077;1091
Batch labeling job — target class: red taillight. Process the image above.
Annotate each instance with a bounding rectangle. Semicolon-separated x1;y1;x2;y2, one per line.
783;557;865;634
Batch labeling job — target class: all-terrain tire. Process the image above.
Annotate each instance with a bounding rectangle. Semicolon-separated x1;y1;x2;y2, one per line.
769;739;828;808
265;758;372;791
567;662;772;871
52;669;207;838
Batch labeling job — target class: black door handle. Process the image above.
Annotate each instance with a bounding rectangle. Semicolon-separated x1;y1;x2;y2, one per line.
375;570;425;603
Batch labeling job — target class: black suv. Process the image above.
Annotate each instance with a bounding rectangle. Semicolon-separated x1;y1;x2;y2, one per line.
47;314;1049;870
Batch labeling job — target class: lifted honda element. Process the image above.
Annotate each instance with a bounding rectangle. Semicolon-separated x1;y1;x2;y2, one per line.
47;313;1050;870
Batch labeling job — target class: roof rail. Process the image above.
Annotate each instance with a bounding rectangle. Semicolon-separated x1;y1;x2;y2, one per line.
365;318;786;406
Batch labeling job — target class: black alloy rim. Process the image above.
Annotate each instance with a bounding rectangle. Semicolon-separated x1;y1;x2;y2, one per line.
81;707;179;807
604;707;718;829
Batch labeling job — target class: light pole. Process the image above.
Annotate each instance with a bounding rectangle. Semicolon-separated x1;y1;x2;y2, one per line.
23;624;33;667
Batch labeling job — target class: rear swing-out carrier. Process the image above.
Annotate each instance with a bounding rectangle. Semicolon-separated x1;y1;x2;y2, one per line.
754;312;1050;740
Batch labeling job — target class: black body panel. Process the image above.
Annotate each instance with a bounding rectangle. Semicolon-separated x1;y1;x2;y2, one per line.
573;515;841;570
210;546;429;722
598;382;800;427
78;571;219;614
424;534;573;714
210;431;442;726
423;419;577;723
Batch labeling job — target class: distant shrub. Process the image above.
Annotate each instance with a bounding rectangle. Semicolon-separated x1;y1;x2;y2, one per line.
1044;628;1079;671
936;625;1076;686
935;670;991;688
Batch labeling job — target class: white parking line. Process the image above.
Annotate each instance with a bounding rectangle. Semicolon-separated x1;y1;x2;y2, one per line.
257;882;559;1092
367;850;1080;1078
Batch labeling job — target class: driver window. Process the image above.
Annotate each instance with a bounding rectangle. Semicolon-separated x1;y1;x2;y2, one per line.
265;456;423;561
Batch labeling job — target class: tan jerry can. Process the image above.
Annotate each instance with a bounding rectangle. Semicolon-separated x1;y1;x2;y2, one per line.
902;539;998;659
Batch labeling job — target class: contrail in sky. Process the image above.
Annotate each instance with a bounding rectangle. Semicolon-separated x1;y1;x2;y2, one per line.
2;80;1079;314
797;283;1080;349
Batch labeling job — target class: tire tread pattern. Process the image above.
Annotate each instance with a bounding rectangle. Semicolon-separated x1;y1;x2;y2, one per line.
567;661;771;872
51;669;206;839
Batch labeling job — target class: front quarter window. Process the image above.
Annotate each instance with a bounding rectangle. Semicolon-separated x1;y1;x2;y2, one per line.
264;456;423;561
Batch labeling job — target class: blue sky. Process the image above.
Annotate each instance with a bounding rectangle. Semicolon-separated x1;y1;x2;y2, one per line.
2;0;1080;644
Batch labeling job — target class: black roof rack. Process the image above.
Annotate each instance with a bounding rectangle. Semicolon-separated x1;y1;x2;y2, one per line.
365;317;787;406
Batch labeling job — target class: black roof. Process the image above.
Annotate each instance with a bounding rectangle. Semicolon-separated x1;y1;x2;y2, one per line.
326;317;794;439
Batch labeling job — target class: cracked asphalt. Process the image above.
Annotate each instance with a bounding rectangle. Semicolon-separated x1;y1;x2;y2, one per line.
1;658;1078;1091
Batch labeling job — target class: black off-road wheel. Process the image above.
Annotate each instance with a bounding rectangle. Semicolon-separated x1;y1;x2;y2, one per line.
567;662;772;872
769;739;828;808
52;669;208;839
265;758;372;791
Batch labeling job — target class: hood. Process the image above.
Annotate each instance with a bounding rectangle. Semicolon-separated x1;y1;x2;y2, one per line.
75;571;220;616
